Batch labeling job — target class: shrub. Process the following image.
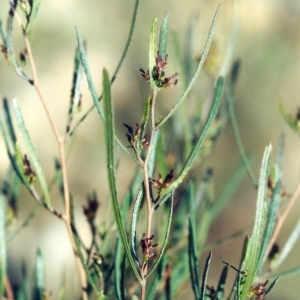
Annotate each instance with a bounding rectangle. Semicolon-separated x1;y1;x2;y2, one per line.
1;1;299;299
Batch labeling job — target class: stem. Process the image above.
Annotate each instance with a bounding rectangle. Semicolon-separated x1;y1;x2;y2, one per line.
143;89;158;238
139;89;158;299
14;10;88;300
264;181;300;265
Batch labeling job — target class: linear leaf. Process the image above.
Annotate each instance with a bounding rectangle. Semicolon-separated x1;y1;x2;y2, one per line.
257;133;284;271
70;0;140;136
147;192;174;277
146;257;167;300
149;17;157;90
131;185;143;264
12;98;51;206
158;12;169;60
0;194;7;296
271;218;300;270
159;76;224;204
6;4;30;82
216;266;227;300
75;29;138;163
102;68;142;284
114;237;122;300
265;276;279;297
70;198;99;295
226;79;257;186
188;183;200;299
200;251;212;300
33;248;44;300
240;144;272;299
157;4;222;128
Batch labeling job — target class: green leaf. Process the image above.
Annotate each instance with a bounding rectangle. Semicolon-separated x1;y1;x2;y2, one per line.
200;251;212;300
66;46;84;133
146;257;167;300
240;144;272;299
6;4;31;82
131;185;143;264
70;198;99;295
114;237;122;300
3;98;17;145
257;133;284;271
149;17;157;90
12;98;51;206
159;76;224;204
157;4;222;128
226;79;257;187
188;221;201;299
0;194;7;297
265;276;279;297
102;68;142;284
139;96;151;152
75;28;138;163
271;218;300;270
279;101;299;132
147;192;174;277
158;12;169;60
70;0;140;137
216;266;227;300
34;248;44;300
25;0;42;32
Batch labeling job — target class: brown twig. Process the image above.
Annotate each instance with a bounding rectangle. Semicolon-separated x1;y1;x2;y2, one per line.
264;181;300;265
13;8;88;300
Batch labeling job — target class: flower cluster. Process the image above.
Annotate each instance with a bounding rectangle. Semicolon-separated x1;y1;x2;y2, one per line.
249;280;269;300
149;169;174;200
83;193;99;223
23;154;36;184
122;123;149;151
139;51;179;88
140;233;158;266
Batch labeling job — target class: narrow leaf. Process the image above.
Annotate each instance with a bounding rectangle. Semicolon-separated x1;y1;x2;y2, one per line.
114;237;122;300
226;79;257;186
33;248;44;300
271;218;300;270
188;183;200;299
240;144;272;298
6;4;30;82
265;276;279;297
147;257;167;300
70;0;140;137
200;251;212;300
70;198;99;294
147;192;174;277
12;98;51;206
102;69;142;283
149;17;157;90
216;266;228;300
75;28;138;163
131;185;143;264
159;76;224;203
158;4;222;128
0;194;7;296
257;133;284;271
158;12;169;60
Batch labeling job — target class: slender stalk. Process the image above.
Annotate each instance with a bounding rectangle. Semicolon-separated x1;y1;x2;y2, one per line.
140;89;158;299
264;181;300;265
13;9;88;300
143;90;158;238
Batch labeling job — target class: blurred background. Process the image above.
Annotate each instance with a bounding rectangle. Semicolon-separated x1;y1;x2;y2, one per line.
1;0;300;299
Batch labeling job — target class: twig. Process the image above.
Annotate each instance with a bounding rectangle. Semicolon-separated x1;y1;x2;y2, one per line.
13;8;88;300
264;181;300;264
